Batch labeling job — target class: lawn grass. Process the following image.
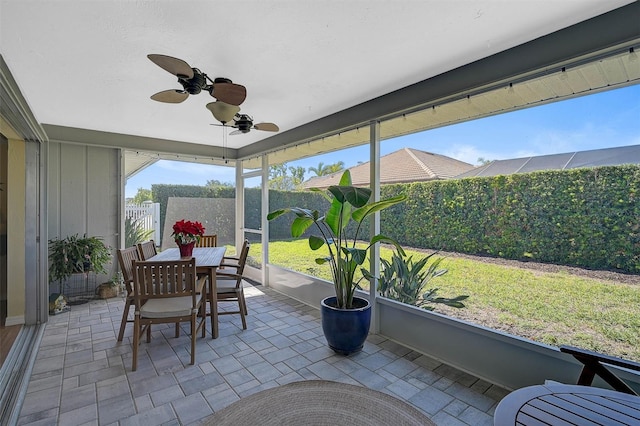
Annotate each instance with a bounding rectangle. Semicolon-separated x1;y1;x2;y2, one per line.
252;240;640;361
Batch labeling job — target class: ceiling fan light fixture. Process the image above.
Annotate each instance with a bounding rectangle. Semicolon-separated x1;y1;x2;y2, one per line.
206;101;240;124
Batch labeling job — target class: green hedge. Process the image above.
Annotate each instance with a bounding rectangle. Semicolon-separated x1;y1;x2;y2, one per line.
379;165;640;273
267;189;330;238
153;165;640;273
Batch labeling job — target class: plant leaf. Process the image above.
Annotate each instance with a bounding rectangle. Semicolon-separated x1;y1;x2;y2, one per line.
325;188;351;236
352;194;406;222
291;216;315;238
370;235;406;256
343;246;368;265
266;208;288;221
309;235;325;250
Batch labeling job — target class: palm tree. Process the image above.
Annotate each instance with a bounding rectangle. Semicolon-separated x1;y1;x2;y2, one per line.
308;161;345;177
326;161;345;174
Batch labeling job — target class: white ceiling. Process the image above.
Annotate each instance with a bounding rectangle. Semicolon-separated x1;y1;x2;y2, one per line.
1;0;634;158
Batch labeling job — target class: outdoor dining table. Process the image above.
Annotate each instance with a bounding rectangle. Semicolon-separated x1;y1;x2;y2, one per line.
149;246;226;339
494;383;640;425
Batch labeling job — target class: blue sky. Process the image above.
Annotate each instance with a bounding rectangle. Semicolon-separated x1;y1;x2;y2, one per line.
125;85;639;198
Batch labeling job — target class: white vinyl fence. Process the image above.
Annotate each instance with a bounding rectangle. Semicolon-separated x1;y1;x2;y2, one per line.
125;202;160;245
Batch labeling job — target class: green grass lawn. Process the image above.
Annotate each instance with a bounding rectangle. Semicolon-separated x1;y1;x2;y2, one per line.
251;240;640;361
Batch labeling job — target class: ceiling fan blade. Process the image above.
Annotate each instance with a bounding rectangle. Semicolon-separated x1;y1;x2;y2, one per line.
229;129;244;136
211;83;247;106
151;89;189;103
254;122;279;132
147;54;194;79
206;101;240;124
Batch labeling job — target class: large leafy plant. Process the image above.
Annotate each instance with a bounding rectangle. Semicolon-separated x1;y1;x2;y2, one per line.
367;249;468;310
267;170;406;309
48;234;112;283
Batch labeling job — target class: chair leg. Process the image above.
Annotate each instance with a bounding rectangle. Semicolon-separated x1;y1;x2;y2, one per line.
175;323;180;338
200;302;206;338
132;315;139;371
146;324;151;343
238;291;247;330
190;314;196;365
117;297;131;342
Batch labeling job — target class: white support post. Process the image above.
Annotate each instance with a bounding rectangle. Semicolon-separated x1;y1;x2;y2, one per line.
369;120;381;334
235;161;243;252
261;154;269;286
152;203;160;244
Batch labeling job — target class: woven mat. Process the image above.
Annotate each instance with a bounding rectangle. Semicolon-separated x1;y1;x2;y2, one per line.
200;380;435;426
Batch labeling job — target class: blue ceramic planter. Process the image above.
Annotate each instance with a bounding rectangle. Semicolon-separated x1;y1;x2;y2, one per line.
321;296;371;355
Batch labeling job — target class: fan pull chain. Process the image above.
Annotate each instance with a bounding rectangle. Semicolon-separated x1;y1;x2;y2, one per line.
223;126;228;164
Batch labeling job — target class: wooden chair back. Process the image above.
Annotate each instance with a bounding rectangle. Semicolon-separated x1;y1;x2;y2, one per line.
196;234;217;247
137;240;157;260
234;240;250;277
215;240;250;329
130;258;206;370
132;259;200;300
116;246;140;293
218;240;250;288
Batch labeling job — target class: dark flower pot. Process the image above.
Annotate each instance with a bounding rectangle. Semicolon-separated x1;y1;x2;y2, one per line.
321;296;371;355
178;242;195;257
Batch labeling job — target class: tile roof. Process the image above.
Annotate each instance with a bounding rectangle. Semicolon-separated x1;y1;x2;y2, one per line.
454;145;640;179
303;148;474;188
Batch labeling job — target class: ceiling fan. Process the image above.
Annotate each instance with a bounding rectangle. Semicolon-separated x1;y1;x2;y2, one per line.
148;54;246;106
210;111;279;135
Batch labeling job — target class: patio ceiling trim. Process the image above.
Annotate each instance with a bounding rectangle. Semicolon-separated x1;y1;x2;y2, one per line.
42;124;236;170
238;2;640;164
0;56;47;143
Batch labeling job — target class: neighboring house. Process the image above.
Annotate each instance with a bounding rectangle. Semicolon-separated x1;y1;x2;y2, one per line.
455;145;640;179
303;147;474;189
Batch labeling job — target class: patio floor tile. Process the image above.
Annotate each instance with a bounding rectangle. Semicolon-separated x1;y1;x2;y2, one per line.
16;284;507;425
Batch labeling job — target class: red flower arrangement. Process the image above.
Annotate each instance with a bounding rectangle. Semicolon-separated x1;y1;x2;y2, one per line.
172;219;205;245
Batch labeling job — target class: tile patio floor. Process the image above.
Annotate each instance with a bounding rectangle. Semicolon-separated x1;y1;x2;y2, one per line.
17;284;509;425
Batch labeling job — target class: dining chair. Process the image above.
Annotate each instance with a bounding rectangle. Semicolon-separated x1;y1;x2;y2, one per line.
216;243;245;274
116;246;141;342
130;258;207;371
196;234;217;247
214;239;250;329
137;240;157;260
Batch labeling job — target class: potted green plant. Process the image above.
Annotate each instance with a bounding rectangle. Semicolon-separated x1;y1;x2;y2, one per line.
48;234;112;285
267;170;406;355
